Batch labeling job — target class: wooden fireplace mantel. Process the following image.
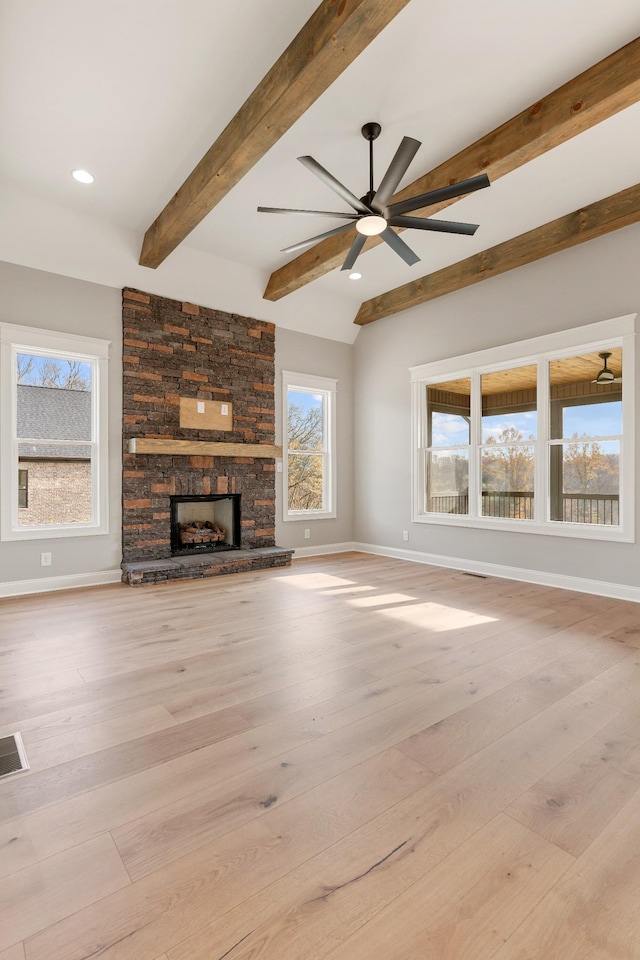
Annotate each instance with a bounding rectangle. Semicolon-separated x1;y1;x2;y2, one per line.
127;438;282;458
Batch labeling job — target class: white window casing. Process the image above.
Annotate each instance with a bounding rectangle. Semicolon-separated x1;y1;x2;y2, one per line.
282;370;337;521
410;315;636;542
0;323;110;540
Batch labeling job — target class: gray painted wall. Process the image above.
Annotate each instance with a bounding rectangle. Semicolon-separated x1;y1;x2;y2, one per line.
4;219;640;594
0;261;123;584
353;223;640;589
0;263;355;587
275;327;354;550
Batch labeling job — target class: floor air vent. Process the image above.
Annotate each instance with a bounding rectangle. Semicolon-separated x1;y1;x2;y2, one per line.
0;733;29;779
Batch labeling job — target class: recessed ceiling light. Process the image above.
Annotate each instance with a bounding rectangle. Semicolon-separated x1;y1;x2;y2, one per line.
348;272;362;280
71;169;94;184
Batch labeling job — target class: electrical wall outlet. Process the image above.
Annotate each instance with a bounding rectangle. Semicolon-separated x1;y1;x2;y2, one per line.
40;552;52;567
304;528;311;540
402;530;409;542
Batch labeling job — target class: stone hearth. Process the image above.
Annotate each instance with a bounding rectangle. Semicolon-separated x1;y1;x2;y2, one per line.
120;288;292;584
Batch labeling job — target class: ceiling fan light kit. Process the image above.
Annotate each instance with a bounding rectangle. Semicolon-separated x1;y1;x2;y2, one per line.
259;122;490;272
356;215;387;236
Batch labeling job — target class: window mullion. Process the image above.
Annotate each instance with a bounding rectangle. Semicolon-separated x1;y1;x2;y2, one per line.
536;357;548;524
469;369;482;519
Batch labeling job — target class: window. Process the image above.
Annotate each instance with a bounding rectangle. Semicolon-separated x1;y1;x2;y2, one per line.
411;315;635;541
0;323;110;540
282;371;337;520
426;377;470;516
18;469;28;509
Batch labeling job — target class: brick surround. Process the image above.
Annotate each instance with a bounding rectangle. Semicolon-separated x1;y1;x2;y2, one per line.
121;288;291;582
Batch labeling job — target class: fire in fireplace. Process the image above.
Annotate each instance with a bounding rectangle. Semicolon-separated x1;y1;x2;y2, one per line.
170;494;241;556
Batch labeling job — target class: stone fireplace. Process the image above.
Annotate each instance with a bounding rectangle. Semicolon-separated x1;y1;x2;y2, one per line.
120;288;292;585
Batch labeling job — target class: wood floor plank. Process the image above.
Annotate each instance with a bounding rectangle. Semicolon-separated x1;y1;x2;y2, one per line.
412;601;607;683
505;700;640;856
320;815;574;960
0;705;251;824
0;667;87;706
108;630;621;882
112;735;432;881
22;749;428;960
0;833;130;951
164;667;625;960
163;664;374;724
22;705;178;772
23;820;282;960
0;943;25;960
0;555;637;960
396;638;633;774
235;666;435;729
1;695;178;746
491;786;640;959
0;676;383;877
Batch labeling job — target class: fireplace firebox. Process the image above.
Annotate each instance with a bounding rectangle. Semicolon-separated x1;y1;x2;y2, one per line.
170;494;241;556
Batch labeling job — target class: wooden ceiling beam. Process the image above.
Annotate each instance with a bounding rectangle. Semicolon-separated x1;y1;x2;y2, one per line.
264;36;640;301
139;0;411;269
354;181;640;325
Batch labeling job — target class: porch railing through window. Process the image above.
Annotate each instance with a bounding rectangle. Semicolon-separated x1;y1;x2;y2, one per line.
428;492;619;524
561;493;619;525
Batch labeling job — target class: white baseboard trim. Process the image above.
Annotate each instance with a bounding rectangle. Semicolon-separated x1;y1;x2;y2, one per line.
346;542;640;604
0;569;123;599
2;545;638;605
291;542;359;559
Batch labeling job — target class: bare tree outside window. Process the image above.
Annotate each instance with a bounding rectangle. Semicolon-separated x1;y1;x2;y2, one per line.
287;398;324;510
17;354;91;390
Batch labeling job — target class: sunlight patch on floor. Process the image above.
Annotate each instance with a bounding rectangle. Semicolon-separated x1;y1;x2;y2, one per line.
349;592;418;608
380;601;497;630
319;586;376;596
277;573;357;590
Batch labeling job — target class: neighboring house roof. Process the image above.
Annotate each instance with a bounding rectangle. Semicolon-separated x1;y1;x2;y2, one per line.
17;384;91;460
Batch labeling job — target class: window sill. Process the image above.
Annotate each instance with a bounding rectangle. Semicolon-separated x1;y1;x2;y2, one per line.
413;512;633;542
283;510;336;523
1;521;108;542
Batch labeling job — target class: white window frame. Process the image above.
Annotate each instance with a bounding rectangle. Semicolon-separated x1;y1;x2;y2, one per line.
410;315;635;542
0;323;110;540
282;371;337;521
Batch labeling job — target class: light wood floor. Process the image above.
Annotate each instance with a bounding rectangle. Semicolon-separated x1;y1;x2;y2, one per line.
1;553;640;960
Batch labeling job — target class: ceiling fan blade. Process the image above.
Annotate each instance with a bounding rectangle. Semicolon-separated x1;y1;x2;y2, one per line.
341;233;367;271
258;206;358;219
372;137;421;211
280;220;355;254
388;215;479;235
298;156;371;215
380;227;420;267
388;173;491;217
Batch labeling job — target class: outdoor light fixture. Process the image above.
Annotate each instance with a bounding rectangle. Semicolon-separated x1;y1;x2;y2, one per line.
592;352;622;384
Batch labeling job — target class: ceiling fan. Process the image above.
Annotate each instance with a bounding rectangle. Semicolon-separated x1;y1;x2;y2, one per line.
592;352;622;384
258;122;490;272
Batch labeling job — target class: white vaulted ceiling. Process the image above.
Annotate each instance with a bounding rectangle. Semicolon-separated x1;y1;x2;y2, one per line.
1;0;639;343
